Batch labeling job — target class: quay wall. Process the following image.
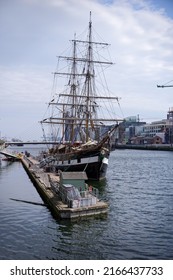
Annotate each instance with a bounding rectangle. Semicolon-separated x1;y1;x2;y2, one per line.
115;144;173;151
20;157;60;217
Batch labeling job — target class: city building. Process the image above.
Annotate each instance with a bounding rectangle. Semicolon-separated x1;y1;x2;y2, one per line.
118;116;146;143
118;108;173;144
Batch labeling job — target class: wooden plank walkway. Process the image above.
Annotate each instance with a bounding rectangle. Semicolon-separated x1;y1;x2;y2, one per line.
0;149;20;159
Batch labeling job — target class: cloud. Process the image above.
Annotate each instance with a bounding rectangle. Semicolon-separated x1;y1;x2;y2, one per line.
0;66;51;104
0;0;173;139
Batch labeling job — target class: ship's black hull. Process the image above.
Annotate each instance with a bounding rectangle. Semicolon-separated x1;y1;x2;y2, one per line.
55;160;108;181
43;153;109;180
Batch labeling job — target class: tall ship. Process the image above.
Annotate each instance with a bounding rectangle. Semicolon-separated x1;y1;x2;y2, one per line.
40;13;122;180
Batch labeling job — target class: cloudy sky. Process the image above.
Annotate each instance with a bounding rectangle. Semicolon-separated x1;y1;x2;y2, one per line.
0;0;173;141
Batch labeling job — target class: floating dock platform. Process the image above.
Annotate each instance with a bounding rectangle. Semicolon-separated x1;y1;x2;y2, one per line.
0;147;21;161
21;156;108;219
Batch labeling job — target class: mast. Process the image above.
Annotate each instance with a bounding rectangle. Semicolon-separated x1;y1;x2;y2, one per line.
69;34;77;142
85;11;93;141
41;12;121;144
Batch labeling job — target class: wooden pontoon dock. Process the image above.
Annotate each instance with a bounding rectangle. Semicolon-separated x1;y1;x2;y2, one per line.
20;155;108;219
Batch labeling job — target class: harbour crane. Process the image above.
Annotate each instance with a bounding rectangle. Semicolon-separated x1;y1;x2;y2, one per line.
157;84;173;88
157;79;173;88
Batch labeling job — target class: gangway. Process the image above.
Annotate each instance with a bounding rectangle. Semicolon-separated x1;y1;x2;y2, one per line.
0;148;20;160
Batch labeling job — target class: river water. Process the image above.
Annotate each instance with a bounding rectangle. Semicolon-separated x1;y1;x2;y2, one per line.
0;147;173;260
